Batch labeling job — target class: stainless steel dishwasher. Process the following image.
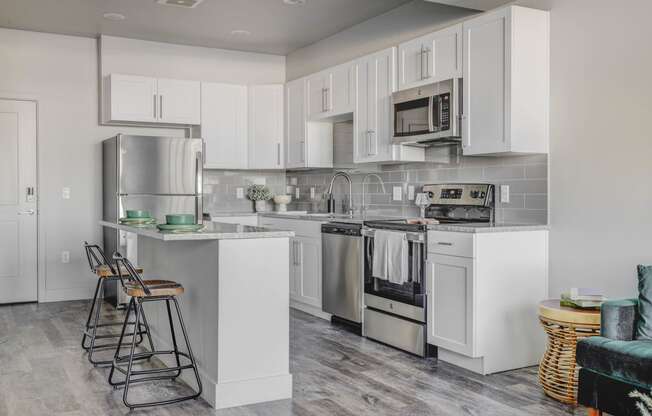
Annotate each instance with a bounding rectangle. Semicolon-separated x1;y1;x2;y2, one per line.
321;222;363;324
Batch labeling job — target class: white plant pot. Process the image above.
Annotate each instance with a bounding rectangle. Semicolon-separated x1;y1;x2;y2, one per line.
255;200;267;212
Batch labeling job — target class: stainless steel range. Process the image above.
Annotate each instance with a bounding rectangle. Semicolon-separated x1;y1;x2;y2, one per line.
362;183;494;357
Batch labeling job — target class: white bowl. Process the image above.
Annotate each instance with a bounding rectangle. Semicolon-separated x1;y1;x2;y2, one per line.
274;195;292;205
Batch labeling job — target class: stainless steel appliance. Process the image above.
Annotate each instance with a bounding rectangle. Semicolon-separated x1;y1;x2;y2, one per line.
362;183;494;357
392;78;462;146
102;134;203;306
321;222;363;324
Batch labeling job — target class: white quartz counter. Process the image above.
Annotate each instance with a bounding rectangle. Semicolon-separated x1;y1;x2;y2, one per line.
100;220;294;241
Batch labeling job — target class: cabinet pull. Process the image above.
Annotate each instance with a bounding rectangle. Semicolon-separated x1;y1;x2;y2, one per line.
277;143;281;166
153;94;157;119
159;95;163;119
419;46;424;80
300;141;305;163
423;47;431;79
321;88;326;112
437;242;453;246
325;88;329;111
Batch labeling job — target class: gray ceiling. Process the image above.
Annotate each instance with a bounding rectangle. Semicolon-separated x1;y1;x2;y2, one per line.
0;0;419;55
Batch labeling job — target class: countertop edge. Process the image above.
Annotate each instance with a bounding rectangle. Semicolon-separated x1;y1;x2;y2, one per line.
99;221;295;240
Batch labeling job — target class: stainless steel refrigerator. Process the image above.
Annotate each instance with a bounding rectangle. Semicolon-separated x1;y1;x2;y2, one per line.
102;134;203;306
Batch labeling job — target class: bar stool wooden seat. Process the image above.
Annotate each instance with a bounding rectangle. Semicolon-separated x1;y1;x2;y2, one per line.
82;242;153;366
108;252;202;411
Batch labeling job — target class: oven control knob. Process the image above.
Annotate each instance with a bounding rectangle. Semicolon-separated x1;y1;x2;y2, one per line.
470;190;479;198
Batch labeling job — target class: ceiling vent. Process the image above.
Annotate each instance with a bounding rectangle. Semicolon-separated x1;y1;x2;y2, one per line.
156;0;205;9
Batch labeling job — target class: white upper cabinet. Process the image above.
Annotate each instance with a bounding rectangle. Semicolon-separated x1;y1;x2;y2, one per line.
156;78;201;125
398;24;462;91
286;78;333;169
306;62;355;120
108;74;158;123
107;74;200;125
248;84;285;169
201;83;248;169
355;47;424;164
462;6;549;155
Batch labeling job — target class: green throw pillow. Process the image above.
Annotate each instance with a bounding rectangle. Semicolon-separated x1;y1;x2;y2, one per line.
637;265;652;340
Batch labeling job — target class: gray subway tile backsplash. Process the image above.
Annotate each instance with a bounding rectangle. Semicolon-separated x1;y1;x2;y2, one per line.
203;147;548;224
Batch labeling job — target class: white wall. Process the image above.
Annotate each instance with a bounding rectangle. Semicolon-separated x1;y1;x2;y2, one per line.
542;0;652;298
286;0;477;80
0;28;285;302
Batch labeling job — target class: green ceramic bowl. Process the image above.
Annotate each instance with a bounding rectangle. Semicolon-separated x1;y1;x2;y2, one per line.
165;214;195;225
126;210;151;219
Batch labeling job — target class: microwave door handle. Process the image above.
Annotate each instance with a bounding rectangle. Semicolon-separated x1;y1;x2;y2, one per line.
427;96;434;132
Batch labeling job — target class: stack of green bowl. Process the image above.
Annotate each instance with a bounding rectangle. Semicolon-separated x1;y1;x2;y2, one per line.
156;214;203;233
119;210;157;227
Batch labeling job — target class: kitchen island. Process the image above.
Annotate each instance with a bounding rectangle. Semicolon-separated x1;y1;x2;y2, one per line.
100;221;294;409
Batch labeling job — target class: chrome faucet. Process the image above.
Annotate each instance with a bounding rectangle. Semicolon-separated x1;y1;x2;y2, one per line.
361;173;386;218
326;171;354;217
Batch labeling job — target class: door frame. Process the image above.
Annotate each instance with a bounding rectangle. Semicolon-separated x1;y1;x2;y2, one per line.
0;92;41;303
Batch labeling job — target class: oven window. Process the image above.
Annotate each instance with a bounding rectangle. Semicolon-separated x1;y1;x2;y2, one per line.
394;97;430;136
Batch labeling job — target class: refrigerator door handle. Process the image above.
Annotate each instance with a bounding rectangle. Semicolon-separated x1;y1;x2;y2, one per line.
195;150;203;224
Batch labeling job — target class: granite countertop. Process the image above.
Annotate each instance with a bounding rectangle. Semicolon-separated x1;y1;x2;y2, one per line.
427;223;550;233
258;212;400;224
100;220;294;241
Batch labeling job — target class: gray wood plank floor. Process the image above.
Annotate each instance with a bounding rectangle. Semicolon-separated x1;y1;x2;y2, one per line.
0;300;585;416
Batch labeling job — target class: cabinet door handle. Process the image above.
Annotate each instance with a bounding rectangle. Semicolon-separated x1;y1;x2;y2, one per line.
419;46;424;80
423;47;431;79
300;141;305;163
153;94;157;119
321;88;325;112
437;242;453;246
325;88;330;111
277;143;281;166
159;95;163;119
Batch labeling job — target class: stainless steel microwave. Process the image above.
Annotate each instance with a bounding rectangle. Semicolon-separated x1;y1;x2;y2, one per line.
391;78;462;146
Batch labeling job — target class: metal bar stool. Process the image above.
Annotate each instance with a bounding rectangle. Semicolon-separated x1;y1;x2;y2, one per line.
108;252;202;411
82;242;153;366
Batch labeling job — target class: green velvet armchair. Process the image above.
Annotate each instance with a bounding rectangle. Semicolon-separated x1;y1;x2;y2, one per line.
576;299;652;415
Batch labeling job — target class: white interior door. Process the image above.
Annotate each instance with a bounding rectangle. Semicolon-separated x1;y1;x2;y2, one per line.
0;99;37;303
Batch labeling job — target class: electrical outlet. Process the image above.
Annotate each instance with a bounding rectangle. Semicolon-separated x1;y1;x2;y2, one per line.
310;187;315;200
290;177;298;186
61;251;70;264
407;185;415;201
295;187;300;199
62;187;71;200
286;186;293;194
392;186;402;201
236;187;244;199
500;185;510;203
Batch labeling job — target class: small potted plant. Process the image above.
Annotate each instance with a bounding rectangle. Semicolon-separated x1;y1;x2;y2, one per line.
247;184;273;212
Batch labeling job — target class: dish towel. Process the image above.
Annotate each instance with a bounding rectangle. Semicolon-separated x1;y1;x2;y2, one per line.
372;230;409;285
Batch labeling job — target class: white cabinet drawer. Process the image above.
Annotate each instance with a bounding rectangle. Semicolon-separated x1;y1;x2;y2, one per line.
258;217;323;238
427;231;474;258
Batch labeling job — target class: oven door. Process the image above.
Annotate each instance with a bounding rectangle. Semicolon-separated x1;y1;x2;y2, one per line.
363;230;426;308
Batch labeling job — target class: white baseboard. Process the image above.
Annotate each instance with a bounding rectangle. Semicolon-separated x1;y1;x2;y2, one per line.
41;287;94;303
290;300;331;321
437;348;486;375
214;373;292;409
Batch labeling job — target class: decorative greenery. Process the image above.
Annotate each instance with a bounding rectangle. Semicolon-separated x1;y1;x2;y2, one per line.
247;185;273;201
630;389;652;416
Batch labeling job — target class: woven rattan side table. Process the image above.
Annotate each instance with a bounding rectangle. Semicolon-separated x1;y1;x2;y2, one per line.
538;300;601;405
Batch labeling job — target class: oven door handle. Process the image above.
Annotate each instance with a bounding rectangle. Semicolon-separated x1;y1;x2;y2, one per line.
427;96;435;133
362;228;425;244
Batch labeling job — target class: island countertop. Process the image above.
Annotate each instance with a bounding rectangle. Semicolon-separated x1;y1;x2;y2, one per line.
100;220;294;241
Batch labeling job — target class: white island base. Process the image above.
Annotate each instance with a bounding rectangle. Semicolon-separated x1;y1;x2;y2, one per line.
134;234;292;409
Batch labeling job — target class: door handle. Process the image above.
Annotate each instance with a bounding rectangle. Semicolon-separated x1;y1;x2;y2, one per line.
300;141;305;163
423;47;431;79
18;209;35;216
436;242;453;246
277;143;281;166
159;95;163;119
153;94;157;119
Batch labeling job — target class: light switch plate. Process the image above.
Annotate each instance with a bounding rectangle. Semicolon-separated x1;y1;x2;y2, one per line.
61;251;70;264
310;187;315;200
236;187;244;199
62;187;71;200
500;185;510;203
407;185;415;201
392;186;402;201
295;187;300;199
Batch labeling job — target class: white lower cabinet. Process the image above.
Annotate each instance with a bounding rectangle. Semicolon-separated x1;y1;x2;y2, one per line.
426;254;475;357
258;216;327;319
426;229;548;375
291;236;322;308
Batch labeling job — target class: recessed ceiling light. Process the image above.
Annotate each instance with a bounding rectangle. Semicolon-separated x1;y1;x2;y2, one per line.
283;0;306;5
103;12;126;21
156;0;205;8
230;30;251;37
